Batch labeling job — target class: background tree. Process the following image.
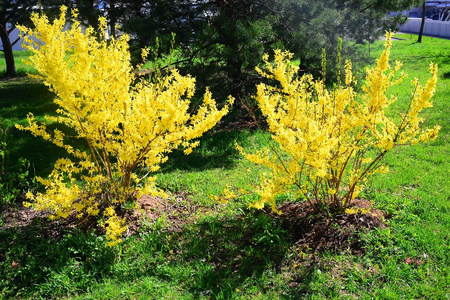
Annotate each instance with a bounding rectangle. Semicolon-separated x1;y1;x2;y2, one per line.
418;0;426;43
42;0;129;38
42;0;103;30
121;0;415;109
0;0;36;76
0;0;113;77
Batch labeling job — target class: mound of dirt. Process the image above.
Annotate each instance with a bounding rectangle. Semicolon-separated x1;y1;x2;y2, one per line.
124;193;205;236
0;193;201;238
1;203;48;229
1;195;386;256
275;199;386;255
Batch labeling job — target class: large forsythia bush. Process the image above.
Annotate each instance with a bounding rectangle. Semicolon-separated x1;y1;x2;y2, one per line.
237;32;440;212
17;7;232;246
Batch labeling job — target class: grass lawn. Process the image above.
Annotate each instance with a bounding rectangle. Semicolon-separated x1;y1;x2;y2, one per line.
0;33;449;299
0;51;37;77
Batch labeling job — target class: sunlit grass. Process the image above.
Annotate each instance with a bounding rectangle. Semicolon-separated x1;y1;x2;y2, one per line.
0;50;36;77
0;34;449;299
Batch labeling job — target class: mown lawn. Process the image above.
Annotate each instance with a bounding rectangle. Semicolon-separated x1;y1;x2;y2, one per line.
0;33;449;299
0;51;36;77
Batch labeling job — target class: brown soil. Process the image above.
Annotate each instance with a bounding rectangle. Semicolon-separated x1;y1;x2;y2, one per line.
1;201;48;229
0;201;74;239
123;192;207;236
274;199;386;255
0;193;205;236
1;196;385;254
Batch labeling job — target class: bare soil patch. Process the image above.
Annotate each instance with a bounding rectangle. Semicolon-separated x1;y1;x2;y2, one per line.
1;196;385;255
124;193;206;236
274;199;386;255
0;192;205;237
1;202;48;229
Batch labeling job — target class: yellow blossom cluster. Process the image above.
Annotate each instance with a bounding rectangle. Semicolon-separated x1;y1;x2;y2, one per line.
16;7;232;245
237;32;440;211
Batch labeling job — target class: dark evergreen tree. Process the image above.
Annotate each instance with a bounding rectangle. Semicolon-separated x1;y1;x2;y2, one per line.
121;0;415;106
41;0;132;41
12;1;415;103
42;0;103;30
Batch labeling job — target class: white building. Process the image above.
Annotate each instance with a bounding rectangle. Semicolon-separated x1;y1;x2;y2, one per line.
396;0;450;38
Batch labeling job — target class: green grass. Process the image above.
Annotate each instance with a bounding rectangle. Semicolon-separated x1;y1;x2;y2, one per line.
0;76;66;177
0;51;36;77
1;34;450;299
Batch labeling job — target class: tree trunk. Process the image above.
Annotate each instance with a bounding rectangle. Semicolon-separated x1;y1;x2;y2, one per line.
418;1;426;43
108;0;117;38
109;13;117;38
226;53;244;108
0;20;16;77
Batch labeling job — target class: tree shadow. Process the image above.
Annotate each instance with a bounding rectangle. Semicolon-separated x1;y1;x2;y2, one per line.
116;209;291;298
0;208;291;298
1;78;67;177
442;71;450;79
7;128;72;177
0;78;57;121
0;217;116;298
124;201;382;298
159;129;255;172
182;211;289;298
0;200;383;298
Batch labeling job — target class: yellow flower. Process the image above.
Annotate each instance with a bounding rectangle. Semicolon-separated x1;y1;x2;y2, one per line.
237;32;439;211
16;6;233;246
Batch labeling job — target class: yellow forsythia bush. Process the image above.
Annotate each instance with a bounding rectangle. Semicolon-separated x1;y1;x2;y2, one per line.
237;32;440;212
16;7;232;246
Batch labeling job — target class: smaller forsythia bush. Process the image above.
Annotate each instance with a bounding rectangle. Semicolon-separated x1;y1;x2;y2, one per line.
236;32;440;212
17;7;232;246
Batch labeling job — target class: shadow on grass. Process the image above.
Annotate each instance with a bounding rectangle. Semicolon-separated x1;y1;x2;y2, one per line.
116;210;295;298
116;201;382;298
0;209;289;298
159;129;256;172
0;220;116;298
1;78;65;176
1;77;251;178
0;77;57;122
181;211;289;297
0;206;352;298
8;121;89;177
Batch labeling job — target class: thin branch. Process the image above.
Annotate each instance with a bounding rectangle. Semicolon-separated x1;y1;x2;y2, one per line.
7;25;16;35
241;97;291;175
11;36;20;47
